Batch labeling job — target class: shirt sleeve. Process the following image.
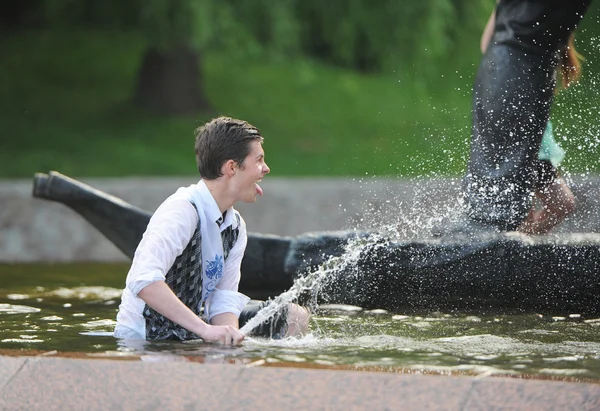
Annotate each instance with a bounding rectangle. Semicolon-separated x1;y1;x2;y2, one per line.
205;289;250;321
205;215;249;319
125;198;198;296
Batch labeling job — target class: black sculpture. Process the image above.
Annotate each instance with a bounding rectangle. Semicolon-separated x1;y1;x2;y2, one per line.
33;171;600;314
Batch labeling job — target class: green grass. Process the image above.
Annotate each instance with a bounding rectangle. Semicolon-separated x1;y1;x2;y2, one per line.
1;28;599;178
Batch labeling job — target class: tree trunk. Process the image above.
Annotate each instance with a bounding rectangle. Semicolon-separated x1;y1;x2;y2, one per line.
1;0;42;28
133;46;211;115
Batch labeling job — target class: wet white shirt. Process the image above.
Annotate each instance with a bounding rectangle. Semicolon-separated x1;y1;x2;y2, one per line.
115;180;250;339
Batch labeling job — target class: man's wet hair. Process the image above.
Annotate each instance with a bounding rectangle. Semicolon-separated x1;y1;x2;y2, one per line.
194;117;264;180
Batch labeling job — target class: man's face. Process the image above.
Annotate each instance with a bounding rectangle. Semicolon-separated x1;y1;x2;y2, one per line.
233;140;270;203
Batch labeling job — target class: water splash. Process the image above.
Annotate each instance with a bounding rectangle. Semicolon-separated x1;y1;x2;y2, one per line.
239;233;389;336
347;176;466;240
0;303;41;314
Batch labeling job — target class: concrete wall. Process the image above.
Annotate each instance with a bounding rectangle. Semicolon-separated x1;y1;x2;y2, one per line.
1;175;599;262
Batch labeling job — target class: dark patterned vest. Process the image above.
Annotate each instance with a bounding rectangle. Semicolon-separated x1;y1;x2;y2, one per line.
144;204;240;340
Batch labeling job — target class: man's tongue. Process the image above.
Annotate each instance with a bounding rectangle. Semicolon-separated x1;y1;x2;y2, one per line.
255;183;263;196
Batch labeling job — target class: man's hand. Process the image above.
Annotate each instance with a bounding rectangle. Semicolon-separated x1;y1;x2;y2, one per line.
200;324;245;345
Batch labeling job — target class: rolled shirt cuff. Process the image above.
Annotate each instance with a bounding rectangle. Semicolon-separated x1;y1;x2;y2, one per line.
127;274;164;297
205;289;251;321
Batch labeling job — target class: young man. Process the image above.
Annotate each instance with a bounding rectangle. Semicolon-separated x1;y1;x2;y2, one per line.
114;116;309;344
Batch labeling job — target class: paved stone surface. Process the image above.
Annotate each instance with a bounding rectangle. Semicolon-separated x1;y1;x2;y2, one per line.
2;175;599;262
1;355;599;410
0;356;26;393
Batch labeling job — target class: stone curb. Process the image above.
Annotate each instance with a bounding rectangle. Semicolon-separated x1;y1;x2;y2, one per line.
1;355;599;410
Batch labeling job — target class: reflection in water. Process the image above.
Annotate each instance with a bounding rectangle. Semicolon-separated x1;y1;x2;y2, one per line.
2;263;600;381
0;304;41;314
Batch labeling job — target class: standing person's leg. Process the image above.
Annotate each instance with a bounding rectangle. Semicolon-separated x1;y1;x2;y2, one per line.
464;44;553;230
462;0;591;231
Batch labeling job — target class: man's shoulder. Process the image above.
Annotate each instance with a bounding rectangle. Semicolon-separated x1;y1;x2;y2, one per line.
160;186;197;206
153;188;198;220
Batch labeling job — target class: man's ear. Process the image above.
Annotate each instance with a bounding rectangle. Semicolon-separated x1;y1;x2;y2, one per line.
223;159;237;177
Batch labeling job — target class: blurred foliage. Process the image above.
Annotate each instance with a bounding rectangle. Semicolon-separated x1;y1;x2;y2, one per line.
28;0;492;79
294;0;489;74
0;29;475;178
2;0;599;178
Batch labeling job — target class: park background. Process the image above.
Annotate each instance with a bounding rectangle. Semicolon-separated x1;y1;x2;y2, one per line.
2;0;599;181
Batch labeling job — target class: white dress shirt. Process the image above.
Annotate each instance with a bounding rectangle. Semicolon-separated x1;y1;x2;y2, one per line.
115;180;250;339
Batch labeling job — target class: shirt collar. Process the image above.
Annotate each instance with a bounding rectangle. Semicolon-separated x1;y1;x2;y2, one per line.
196;180;238;230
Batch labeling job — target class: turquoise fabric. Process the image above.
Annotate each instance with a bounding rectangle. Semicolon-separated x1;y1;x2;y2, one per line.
538;121;565;167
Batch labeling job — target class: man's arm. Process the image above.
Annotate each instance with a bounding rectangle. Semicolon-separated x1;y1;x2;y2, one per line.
481;1;499;53
139;281;244;344
126;198;198;296
210;312;239;328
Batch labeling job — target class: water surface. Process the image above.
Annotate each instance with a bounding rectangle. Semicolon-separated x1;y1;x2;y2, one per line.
1;263;600;382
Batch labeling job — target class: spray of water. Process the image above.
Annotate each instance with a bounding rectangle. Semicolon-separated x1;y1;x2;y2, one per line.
239;233;389;336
